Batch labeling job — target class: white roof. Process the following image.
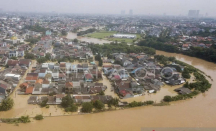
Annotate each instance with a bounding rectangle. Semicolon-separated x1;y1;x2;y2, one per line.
5;74;15;77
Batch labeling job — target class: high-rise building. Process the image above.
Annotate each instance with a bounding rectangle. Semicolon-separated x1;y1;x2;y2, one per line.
188;10;199;17
129;9;133;15
121;10;125;15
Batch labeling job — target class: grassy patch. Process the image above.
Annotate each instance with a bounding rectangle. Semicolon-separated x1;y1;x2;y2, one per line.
87;31;116;39
87;31;142;43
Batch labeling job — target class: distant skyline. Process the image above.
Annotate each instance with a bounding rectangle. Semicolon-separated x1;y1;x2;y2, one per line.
0;0;216;16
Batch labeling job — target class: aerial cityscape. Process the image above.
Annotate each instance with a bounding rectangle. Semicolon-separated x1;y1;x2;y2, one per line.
0;0;216;131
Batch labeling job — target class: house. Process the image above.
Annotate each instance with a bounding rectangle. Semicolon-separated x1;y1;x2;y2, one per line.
122;59;132;67
8;50;18;58
17;49;25;57
0;84;7;102
73;95;91;103
25;87;34;94
19;59;31;67
5;74;21;81
182;44;190;51
0;56;8;66
174;87;192;95
91;95;113;104
65;82;73;93
7;60;19;67
25;73;38;82
84;73;93;82
56;94;65;104
46;30;52;36
28;96;39;104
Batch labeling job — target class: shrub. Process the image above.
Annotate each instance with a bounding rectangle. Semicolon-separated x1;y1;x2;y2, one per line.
163;96;172;102
93;100;105;110
81;102;93;113
0;98;14;111
34;115;43;120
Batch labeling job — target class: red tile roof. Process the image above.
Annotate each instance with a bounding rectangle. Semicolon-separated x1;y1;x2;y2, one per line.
25;87;34;94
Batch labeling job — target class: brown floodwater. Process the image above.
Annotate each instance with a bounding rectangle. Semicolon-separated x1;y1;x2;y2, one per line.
1;50;216;130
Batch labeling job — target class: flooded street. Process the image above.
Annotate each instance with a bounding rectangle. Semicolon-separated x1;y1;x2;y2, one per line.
1;51;216;130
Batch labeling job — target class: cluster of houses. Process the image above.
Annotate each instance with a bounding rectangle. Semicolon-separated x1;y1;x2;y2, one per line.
20;61;112;105
0;59;31;102
53;41;93;60
102;52;186;99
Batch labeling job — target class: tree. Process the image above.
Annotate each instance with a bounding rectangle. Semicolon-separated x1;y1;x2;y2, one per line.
65;104;78;112
61;30;68;36
40;98;48;107
99;59;103;66
24;53;35;59
163;96;172;102
61;94;74;108
34;114;43;120
93;100;104;110
99;91;105;95
108;98;119;109
10;57;17;60
37;57;47;64
45;53;51;60
73;39;78;43
81;102;93;113
18;116;31;123
61;94;78;112
0;98;14;111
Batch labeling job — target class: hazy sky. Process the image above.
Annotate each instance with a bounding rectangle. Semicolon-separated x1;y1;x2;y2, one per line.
0;0;216;16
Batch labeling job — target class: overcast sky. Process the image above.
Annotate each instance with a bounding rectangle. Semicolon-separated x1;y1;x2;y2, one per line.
0;0;216;16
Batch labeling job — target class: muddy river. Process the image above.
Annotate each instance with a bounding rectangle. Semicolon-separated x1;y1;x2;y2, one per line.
1;50;216;130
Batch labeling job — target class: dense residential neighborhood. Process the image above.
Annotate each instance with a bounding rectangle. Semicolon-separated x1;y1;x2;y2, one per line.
0;12;213;120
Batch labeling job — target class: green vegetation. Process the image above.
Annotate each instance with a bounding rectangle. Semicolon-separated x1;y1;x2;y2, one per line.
81;102;94;113
182;68;191;79
25;24;48;33
0;98;14;111
87;31;142;43
93;100;105;110
61;94;78;112
24;53;35;59
77;28;97;36
37;57;47;64
139;36;216;63
128;101;154;108
89;43;155;57
95;53;103;66
184;72;211;93
87;31;116;39
25;38;40;44
155;55;211;93
61;30;68;36
163;91;200;102
36;53;52;64
34;114;43;120
10;56;17;60
1;116;31;124
39;98;48;107
99;91;105;95
107;98;119;109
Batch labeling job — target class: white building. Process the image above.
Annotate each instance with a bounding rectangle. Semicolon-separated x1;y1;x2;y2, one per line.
113;34;136;39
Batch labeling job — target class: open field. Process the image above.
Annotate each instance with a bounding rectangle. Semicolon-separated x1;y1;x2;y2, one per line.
87;31;142;43
86;31;116;39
